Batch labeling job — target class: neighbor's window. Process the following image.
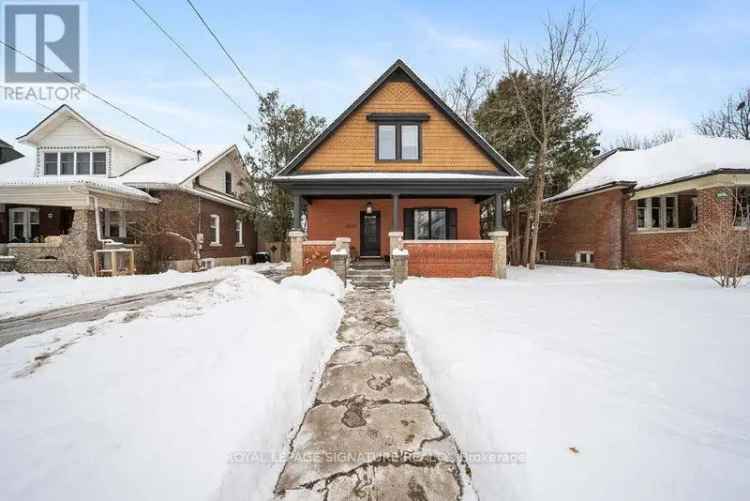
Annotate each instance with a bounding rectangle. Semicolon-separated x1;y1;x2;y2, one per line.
9;207;39;242
42;151;107;176
377;123;420;161
225;172;232;194
576;251;594;264
235;219;243;246
736;188;750;227
209;214;221;244
637;196;679;230
99;209;127;239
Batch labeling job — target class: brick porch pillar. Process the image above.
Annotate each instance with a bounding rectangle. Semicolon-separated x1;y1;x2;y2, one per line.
489;230;509;279
289;230;305;275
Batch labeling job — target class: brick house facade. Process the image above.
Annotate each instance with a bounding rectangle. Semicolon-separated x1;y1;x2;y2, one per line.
539;138;750;274
273;60;526;280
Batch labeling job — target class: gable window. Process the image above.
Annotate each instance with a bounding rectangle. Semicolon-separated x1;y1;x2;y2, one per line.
376;123;421;161
404;208;457;240
42;151;107;176
637;196;679;230
235;219;244;246
225;172;232;194
209;214;221;245
9;208;39;242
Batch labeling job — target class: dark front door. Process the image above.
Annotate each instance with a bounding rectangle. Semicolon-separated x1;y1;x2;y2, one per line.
360;211;381;257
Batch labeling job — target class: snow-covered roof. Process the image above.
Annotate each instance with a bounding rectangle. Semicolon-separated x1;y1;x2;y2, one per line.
274;172;525;181
119;144;238;185
0;155;35;180
548;136;750;202
0;176;158;202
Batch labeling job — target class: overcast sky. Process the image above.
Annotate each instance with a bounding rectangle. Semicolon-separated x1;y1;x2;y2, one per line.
2;0;749;155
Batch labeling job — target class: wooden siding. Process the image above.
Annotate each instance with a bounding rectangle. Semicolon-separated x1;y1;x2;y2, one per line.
299;81;497;173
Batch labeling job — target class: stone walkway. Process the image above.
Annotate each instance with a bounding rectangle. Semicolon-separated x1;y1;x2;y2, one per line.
274;285;475;500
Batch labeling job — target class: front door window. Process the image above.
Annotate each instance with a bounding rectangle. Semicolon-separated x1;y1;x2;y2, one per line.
360;212;380;256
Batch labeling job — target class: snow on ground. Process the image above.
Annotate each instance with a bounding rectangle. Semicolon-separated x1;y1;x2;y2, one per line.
0;262;289;320
280;267;346;299
0;267;341;501
394;266;750;501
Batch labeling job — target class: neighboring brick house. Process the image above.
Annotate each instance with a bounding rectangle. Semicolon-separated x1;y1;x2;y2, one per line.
0;105;255;275
539;136;750;273
273;59;526;279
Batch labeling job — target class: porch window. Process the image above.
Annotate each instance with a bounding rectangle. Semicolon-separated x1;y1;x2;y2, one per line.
736;188;750;228
637;196;679;230
405;208;457;240
209;214;221;245
9;208;40;242
377;123;421;161
235;219;243;246
100;209;127;239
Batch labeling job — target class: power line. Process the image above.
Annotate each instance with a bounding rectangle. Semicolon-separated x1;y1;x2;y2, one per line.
128;0;255;122
0;39;196;154
184;0;265;102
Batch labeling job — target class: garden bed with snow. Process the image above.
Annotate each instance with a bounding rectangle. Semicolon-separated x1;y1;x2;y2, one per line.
395;266;750;500
0;267;342;500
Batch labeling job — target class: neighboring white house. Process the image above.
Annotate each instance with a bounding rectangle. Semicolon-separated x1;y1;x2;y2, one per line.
0;105;255;275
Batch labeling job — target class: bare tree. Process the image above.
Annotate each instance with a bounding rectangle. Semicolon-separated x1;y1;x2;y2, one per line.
503;4;619;269
680;189;750;288
439;66;495;126
607;129;679;151
695;88;750;140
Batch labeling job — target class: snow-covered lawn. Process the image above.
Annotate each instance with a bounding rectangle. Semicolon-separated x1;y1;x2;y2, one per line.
0;262;289;320
0;268;341;501
395;266;750;501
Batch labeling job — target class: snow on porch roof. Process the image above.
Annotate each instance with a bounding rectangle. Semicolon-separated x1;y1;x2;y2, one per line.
548;136;750;202
0;176;158;202
274;172;526;181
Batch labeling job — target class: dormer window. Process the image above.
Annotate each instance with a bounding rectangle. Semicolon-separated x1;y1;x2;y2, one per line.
42;150;108;176
369;113;428;162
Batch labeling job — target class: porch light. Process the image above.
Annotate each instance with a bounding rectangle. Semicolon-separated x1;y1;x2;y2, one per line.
365;201;374;214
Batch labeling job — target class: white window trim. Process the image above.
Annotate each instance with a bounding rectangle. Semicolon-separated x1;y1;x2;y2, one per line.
575;250;594;264
637;196;679;230
41;149;109;177
101;209;127;240
9;207;39;241
735;188;750;229
235;219;244;247
209;214;221;246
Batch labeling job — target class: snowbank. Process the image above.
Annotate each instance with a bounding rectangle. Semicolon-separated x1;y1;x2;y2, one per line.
0;268;342;500
395;266;750;501
0;263;284;320
281;267;345;299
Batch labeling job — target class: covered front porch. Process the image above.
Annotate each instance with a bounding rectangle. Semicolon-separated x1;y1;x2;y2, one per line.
276;172;521;281
0;180;157;275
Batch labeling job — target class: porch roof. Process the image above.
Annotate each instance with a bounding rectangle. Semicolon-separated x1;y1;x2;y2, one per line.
0;177;158;204
273;171;524;197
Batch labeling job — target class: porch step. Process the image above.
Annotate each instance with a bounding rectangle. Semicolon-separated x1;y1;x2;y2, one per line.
350;258;389;270
347;263;393;289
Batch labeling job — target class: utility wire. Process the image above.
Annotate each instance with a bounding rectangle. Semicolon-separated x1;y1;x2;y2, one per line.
184;0;265;102
0;39;196;154
129;0;255;122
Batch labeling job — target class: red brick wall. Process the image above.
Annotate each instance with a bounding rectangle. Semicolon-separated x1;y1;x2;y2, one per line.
303;242;335;274
538;189;626;269
623;187;736;273
306;197;481;257
150;190;256;260
403;241;494;277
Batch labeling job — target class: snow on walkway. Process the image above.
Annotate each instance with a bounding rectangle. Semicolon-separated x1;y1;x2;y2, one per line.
0;263;289;320
394;266;750;501
0;268;341;501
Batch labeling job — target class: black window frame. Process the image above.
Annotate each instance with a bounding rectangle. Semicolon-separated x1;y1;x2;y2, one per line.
225;171;232;194
403;207;457;240
375;122;422;162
